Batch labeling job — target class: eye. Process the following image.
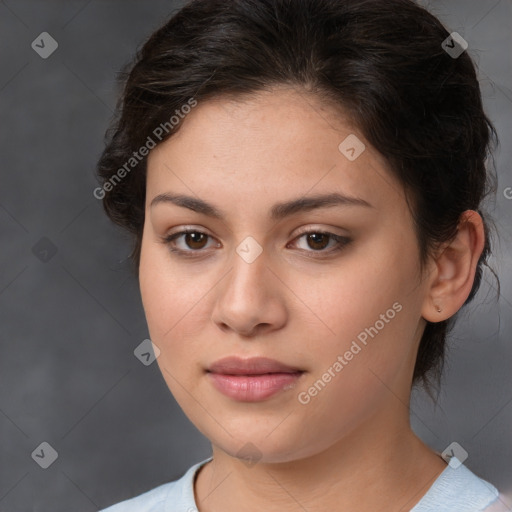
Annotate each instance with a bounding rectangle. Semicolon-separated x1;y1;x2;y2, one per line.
162;229;220;256
161;227;351;259
289;229;351;256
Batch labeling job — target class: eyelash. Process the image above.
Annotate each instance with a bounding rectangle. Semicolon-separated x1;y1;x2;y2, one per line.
161;228;351;259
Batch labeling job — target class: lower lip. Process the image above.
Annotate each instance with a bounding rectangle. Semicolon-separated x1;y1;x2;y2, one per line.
207;372;304;401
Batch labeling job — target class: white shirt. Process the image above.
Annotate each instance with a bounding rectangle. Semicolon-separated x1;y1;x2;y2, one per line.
99;456;507;511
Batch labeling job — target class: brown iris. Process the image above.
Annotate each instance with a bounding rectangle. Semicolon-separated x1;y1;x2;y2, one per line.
185;232;208;249
306;233;330;250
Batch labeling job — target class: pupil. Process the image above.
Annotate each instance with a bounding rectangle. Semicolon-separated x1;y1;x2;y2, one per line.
308;233;329;250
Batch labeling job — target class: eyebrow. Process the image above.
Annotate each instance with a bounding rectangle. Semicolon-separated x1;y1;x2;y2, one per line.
150;192;374;220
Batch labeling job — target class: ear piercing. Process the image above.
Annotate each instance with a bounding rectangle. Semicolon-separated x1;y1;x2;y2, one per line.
435;304;442;313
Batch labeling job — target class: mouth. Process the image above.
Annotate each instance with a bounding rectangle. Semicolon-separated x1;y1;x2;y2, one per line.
206;370;304;376
205;356;305;401
206;371;305;402
207;356;304;376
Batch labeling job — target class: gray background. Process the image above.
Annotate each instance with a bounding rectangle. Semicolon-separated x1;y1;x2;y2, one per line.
0;1;511;510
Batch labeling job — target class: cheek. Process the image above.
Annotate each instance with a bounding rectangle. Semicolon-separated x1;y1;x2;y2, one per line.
297;264;398;345
139;243;206;402
140;237;198;333
139;238;216;377
295;248;419;381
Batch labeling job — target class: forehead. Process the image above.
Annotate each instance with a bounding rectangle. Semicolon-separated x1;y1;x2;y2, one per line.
145;87;404;215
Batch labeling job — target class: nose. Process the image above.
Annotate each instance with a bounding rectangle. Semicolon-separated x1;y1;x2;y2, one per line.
211;246;288;337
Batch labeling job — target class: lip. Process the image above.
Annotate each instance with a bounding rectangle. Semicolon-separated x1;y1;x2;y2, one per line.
207;372;304;401
207;356;303;375
206;357;304;402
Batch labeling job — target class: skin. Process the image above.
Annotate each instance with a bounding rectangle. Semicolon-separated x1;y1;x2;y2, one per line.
139;86;485;512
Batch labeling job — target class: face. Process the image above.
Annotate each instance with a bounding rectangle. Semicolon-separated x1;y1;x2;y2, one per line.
139;87;431;464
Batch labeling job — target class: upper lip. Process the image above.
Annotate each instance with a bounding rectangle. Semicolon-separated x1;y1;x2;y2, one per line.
207;356;303;375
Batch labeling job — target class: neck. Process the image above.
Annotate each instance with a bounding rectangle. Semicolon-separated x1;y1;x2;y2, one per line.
194;405;447;512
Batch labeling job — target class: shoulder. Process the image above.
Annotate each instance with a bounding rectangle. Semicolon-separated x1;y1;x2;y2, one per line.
411;462;502;512
99;457;212;512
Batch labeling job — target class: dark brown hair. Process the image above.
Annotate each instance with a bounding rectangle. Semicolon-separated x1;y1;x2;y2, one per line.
96;0;500;395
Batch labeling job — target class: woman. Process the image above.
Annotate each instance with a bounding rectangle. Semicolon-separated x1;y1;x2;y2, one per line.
96;0;507;510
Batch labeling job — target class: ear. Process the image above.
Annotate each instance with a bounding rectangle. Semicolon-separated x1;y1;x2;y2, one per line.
421;210;486;323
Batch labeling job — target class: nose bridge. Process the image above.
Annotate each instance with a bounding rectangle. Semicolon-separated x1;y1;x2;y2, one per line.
211;236;287;335
227;239;268;298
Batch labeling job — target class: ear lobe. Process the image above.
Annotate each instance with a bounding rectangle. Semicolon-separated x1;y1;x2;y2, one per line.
421;210;485;323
